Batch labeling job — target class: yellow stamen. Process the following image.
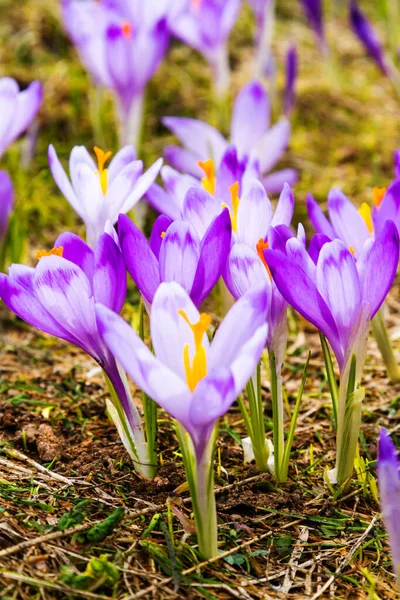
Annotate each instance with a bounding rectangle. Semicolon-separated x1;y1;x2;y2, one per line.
198;159;216;195
94;146;112;195
349;245;355;256
372;186;386;208
161;231;166;239
36;247;64;261
358;202;373;234
256;239;272;280
228;182;240;232
121;21;133;38
178;310;211;392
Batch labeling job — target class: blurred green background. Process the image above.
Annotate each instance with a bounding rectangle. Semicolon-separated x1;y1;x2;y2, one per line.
0;0;399;254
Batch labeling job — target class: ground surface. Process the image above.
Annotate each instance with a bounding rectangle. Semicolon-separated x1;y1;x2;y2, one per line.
1;0;400;598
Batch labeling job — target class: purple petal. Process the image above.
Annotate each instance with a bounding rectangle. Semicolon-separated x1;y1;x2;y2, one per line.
285;237;316;280
225;242;270;300
190;208;232;306
0;171;14;243
163;145;204;178
373;180;400;237
159;221;201;295
315;240;361;356
394;150;400;180
377;428;400;578
300;0;324;45
55;232;95;286
215;145;246;204
284;44;297;115
256;119;291;175
327;188;370;255
146;182;182;221
262;168;298;194
350;1;389;75
162;116;227;165
308;233;332;264
265;248;342;361
118;213;160;304
95;302;191;425
94;232;127;313
271;182;294;227
231;81;270;158
119;158;163;215
209;283;268;372
106;24;134;112
149;214;172;260
107;145;137;181
48;145;81;219
151;281;207;383
237;178;272;247
360;219;399;318
306;193;336;238
182;186;221;239
1;81;42;156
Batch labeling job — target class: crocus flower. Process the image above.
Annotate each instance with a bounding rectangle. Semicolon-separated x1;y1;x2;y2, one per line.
0;231;154;478
48;144;162;248
265;221;399;483
349;1;390;75
0;77;43;159
61;0;177;146
299;0;325;52
378;428;400;586
96;281;268;556
0;171;13;251
169;0;241;98
247;0;276;79
284;45;298;115
163;80;296;194
118;208;231;311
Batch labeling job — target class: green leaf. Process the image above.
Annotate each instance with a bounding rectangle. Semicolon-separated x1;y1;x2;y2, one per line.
86;507;125;543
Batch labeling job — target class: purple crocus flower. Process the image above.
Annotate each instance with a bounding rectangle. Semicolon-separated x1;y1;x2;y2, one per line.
247;0;276;79
96;281;268;460
378;428;400;585
0;231;153;477
48;144;162;248
265;221;399;372
307;182;400;252
299;0;325;51
265;222;399;483
163;80;296;195
61;0;177;146
349;1;390;75
284;45;298;115
0;171;14;251
118;208;231;310
0;77;43;159
169;0;241;97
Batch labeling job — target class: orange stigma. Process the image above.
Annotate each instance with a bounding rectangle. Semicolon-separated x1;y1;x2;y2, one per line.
372;186;386;208
36;247;64;261
178;310;211;392
358;202;373;234
349;245;355;256
198;159;216;195
161;231;166;239
256;239;272;280
121;21;133;38
94;146;112;195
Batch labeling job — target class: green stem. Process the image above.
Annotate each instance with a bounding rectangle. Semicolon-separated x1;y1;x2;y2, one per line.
269;351;285;482
319;333;339;425
241;366;269;472
176;423;218;559
371;307;400;383
89;85;106;148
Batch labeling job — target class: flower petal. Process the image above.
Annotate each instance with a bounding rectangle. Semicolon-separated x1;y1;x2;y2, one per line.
327;188;370;255
360;219;399;318
373;180;400;237
162;116;227;165
94;232;127;313
164;145;203;178
149;214;172;260
271;182;294;227
231;81;270;158
256;119;291;174
262;168;298;194
146;182;182;220
190;207;232;306
48;145;82;219
95;302;191;425
182;186;222;239
3;81;42;149
118;213;161;304
107;145;137;182
237;178;272;247
307;193;335;238
119;158;163;214
55;232;95;287
159;221;201;295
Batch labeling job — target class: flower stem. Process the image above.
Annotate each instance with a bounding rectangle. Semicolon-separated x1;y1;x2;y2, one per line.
104;363;157;479
240;365;269;472
269;351;285;482
118;91;145;150
371;306;400;383
176;424;219;559
253;0;276;80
